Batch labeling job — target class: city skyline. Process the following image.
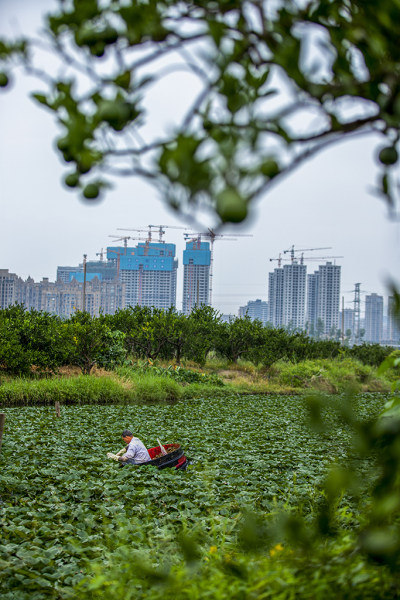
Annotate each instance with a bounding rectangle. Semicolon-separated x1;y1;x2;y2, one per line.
0;242;395;318
0;0;399;317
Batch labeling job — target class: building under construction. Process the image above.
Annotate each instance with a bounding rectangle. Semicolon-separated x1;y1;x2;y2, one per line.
182;239;211;314
107;242;178;310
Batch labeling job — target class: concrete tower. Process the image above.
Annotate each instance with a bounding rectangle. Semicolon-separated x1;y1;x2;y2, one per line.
282;262;307;330
182;240;211;315
316;262;341;335
239;299;269;324
109;242;178;310
364;293;384;343
268;268;284;326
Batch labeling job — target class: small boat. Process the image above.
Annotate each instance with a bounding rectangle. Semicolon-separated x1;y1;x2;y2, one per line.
144;443;187;471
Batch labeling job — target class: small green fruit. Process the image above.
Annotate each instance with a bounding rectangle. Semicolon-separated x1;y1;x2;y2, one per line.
91;42;106;57
0;72;9;88
101;27;119;44
64;172;80;188
57;137;69;152
260;159;280;178
83;183;100;200
216;189;248;223
378;146;398;166
97;100;130;128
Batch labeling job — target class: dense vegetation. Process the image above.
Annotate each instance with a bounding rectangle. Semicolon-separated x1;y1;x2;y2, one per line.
0;304;395;377
1;385;400;599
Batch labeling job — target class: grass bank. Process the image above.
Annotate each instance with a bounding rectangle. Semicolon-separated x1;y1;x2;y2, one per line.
0;356;395;406
212;356;394;394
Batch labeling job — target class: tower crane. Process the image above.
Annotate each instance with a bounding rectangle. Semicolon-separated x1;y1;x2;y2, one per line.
283;245;332;262
118;224;191;244
96;248;104;261
298;254;344;265
116;227;155;255
148;224;191;242
269;254;291;267
108;235;131;253
269;253;343;267
184;229;252;305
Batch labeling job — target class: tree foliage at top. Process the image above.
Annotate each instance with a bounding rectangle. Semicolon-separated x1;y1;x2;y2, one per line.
1;0;400;222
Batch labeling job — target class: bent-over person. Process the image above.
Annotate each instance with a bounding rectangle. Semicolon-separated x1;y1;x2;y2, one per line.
107;429;151;464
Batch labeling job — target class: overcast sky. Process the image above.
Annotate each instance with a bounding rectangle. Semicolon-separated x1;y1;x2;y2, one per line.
1;0;399;316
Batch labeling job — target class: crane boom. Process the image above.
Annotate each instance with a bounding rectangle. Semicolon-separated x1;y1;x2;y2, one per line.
283;245;332;262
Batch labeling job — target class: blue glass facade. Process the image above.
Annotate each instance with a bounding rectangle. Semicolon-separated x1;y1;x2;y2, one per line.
107;243;176;271
182;241;211;314
183;241;211;266
69;272;102;283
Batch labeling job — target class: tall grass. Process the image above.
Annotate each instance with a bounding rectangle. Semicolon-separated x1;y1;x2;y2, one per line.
0;373;183;406
0;357;392;406
268;357;390;393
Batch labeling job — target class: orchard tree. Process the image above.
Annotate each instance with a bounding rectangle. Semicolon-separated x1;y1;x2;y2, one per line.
217;314;265;363
1;0;400;223
185;304;222;364
0;305;68;375
67;310;122;374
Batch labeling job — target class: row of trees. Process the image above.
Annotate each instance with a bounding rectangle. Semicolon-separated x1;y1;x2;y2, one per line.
0;304;394;376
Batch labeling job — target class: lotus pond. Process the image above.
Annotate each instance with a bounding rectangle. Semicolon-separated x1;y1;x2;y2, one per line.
0;393;392;599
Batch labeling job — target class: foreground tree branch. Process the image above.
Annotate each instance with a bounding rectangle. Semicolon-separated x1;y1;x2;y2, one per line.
1;0;400;222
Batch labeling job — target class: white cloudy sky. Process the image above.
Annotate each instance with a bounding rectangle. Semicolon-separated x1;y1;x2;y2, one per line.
1;0;399;315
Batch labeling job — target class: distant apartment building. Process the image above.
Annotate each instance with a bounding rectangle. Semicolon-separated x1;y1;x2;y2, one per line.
57;260;117;283
109;242;178;310
388;296;400;344
364;293;384;343
0;268;124;317
221;314;236;323
316;262;341;335
239;299;269;324
338;308;355;338
57;266;80;284
282;262;307;330
39;276;125;317
306;263;341;336
0;269;21;308
268;267;284;326
306;271;319;329
182;239;210;315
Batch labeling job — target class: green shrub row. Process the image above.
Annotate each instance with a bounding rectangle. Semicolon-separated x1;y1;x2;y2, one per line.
0;373;184;406
0;304;396;377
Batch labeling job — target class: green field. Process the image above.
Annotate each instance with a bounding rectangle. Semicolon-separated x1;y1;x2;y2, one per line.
0;393;397;599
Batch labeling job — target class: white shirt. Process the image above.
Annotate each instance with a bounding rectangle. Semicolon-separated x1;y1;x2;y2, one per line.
123;437;151;464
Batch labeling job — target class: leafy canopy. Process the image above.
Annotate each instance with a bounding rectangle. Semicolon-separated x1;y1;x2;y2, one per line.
1;0;400;222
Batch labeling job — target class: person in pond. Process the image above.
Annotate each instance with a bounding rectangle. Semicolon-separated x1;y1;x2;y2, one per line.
107;429;151;464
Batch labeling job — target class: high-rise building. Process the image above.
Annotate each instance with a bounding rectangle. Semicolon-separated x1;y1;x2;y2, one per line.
316;262;341;335
268;268;284;326
1;268;124;317
239;299;269;324
306;263;341;336
57;266;80;284
364;293;384;343
306;271;319;329
57;260;117;283
338;308;355;339
282;262;307;330
388;296;400;344
0;269;22;308
110;242;178;309
39;277;125;317
182;240;210;314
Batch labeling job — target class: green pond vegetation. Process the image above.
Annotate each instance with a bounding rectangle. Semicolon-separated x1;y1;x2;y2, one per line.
1;388;400;599
1;306;400;598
